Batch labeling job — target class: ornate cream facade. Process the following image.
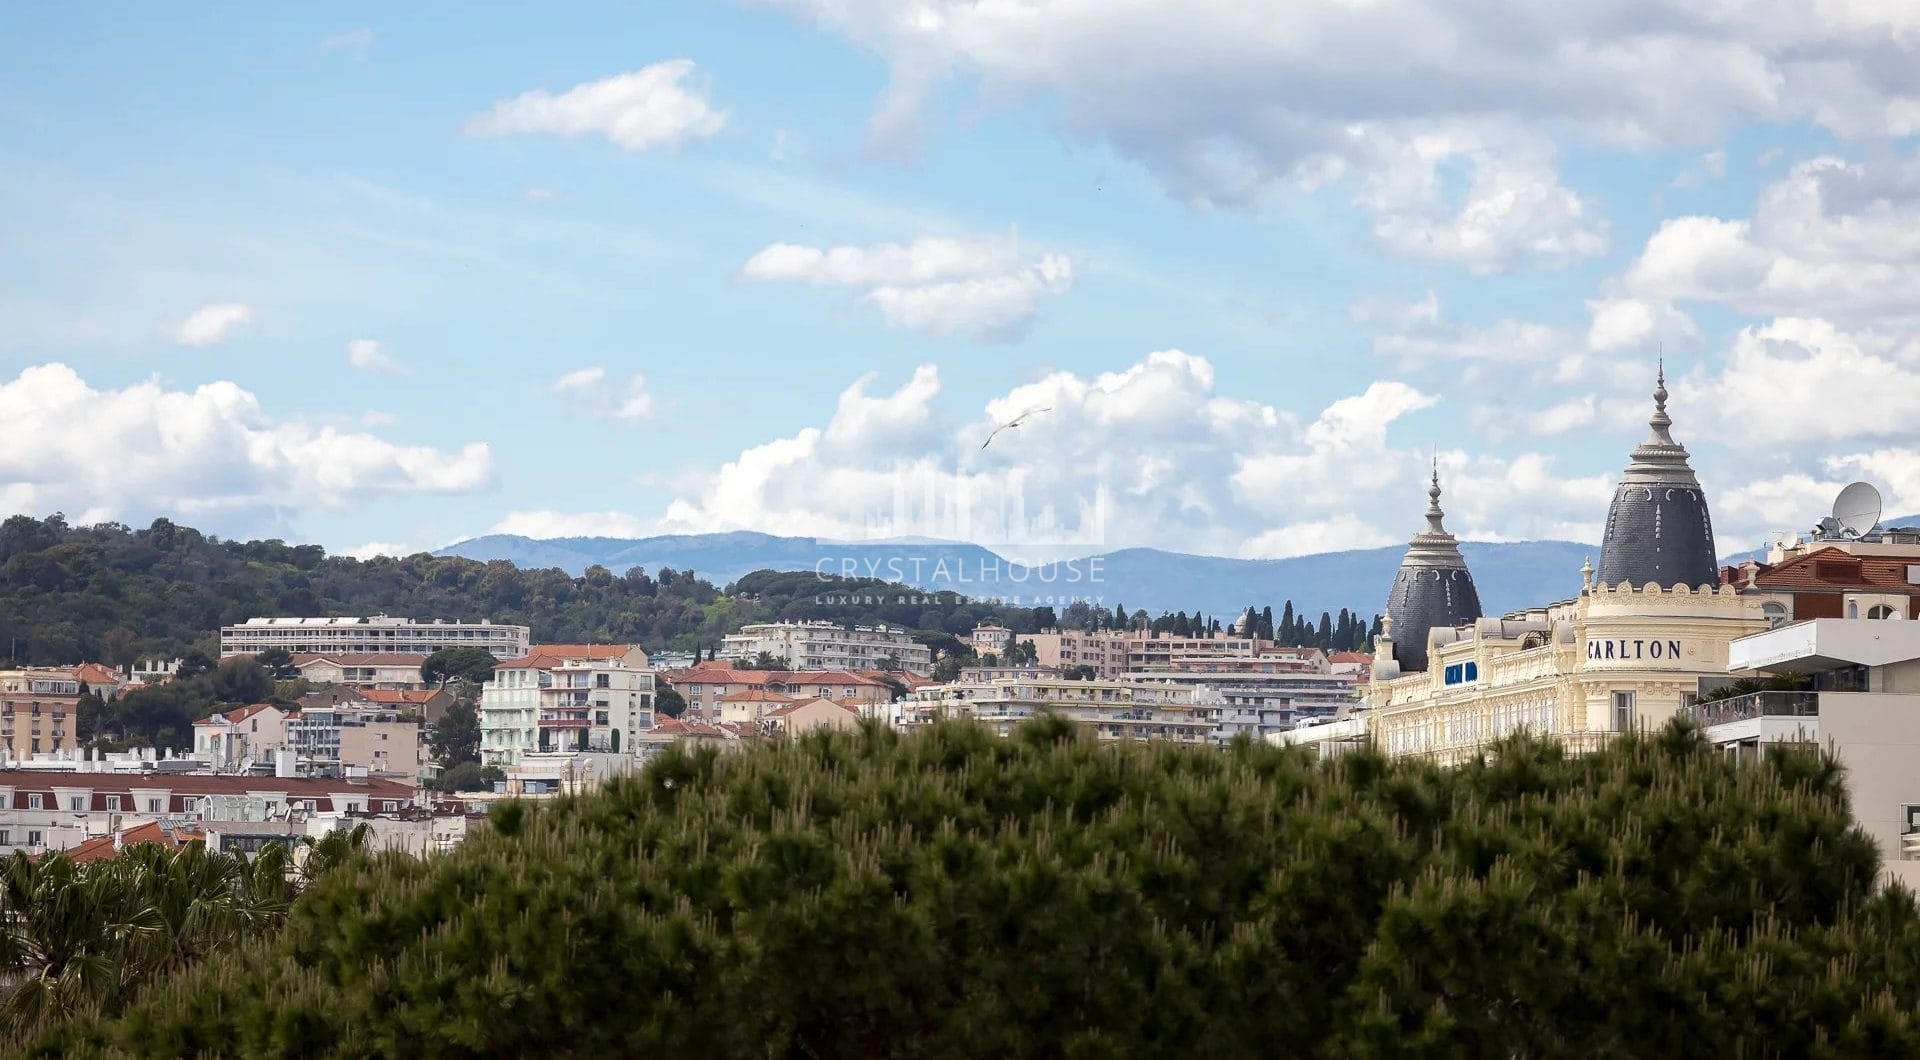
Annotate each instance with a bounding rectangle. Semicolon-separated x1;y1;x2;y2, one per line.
1370;572;1775;764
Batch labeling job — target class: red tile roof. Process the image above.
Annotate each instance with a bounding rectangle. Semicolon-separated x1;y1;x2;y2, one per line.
193;703;283;726
530;644;641;660
62;821;206;863
1749;547;1920;592
766;697;858;718
1328;652;1373;663
663;664;887;688
0;769;414;809
716;689;797;703
72;663;122;686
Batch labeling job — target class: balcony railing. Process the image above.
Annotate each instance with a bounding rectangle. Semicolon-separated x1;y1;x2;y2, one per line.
538;712;591;728
1678;691;1819;728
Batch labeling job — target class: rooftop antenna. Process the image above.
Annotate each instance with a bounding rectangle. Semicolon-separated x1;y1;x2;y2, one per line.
1834;481;1883;539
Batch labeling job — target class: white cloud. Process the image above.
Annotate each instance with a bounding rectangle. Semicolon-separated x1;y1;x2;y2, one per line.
346;338;406;375
767;0;1920;270
550;366;653;421
1585;297;1699;353
741;233;1074;341
487;509;656;539
467;60;727;151
1672;149;1728;188
1625;153;1920;324
172;303;252;347
524;186;555;201
552;366;606;392
343;541;414;560
1240;515;1398;560
612;374;655;421
1358;138;1609;273
1684;317;1920;447
0;363;494;531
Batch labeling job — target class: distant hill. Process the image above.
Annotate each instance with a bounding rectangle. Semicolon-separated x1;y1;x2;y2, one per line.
437;532;1604;620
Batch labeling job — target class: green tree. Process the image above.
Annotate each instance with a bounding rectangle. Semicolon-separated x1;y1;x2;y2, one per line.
434;762;505;793
654;686;687;719
254;648;298;681
37;720;1920;1058
748;651;790;671
427;700;481;767
419;647;498;689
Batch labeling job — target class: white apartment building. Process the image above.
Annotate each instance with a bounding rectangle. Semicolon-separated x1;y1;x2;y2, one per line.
1004;627;1295;679
0;770;418;857
480;655;656;768
1683;618;1920;887
286;707;423;784
905;676;1225;746
721;621;933;674
221;616;531;660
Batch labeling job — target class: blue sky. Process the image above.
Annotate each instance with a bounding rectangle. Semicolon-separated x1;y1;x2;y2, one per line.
4;2;1919;563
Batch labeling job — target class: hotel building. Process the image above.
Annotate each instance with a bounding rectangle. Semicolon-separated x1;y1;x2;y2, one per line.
221;616;531;660
720;620;934;674
0;668;83;760
1348;367;1776;763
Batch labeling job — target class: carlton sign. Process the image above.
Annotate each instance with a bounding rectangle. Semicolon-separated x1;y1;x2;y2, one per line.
1585;637;1685;663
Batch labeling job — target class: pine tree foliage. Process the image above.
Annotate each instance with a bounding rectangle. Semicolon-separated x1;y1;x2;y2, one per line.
20;722;1920;1058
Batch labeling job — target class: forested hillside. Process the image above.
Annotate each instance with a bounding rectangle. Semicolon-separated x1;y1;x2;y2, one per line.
0;516;1054;666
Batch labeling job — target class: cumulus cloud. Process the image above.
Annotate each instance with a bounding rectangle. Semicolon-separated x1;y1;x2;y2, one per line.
346;338;406;375
1625;153;1920;324
1358;138;1608;273
467;60;727;151
766;0;1920;269
173;303;252;347
741;233;1073;341
0;363;494;531
1683;318;1920;448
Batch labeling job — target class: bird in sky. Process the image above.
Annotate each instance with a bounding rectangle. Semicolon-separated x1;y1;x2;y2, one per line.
981;406;1051;449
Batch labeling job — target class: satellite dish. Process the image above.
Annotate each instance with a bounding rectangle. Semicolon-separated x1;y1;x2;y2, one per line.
1834;481;1883;537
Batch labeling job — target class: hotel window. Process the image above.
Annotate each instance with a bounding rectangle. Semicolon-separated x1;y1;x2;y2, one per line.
26;830;41;848
1612;691;1637;732
26;794;41;810
68;796;86;812
0;830;7;846
147;798;163;813
106;796;122;811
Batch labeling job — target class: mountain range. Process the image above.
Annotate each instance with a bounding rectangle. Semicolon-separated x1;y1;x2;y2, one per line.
437;532;1603;621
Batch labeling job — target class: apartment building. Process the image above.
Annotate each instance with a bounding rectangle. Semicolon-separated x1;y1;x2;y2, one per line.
479;653;656;768
1004;627;1293;679
0;668;82;760
720;620;933;674
293;653;432;690
660;662;892;720
766;698;861;736
286;707;423;784
0;770;418;857
905;676;1224;746
969;624;1013;657
221;616;530;660
193;704;291;772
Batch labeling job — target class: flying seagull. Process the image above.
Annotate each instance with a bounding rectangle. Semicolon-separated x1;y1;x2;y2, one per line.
981;406;1051;449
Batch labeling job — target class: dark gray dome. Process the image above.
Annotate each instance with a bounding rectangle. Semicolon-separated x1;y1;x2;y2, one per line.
1385;468;1483;673
1596;365;1719;589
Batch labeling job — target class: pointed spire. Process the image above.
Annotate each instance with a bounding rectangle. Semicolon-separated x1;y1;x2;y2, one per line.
1424;461;1448;536
1646;356;1675;446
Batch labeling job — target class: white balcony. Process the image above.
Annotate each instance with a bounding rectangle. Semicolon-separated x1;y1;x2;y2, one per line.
1729;618;1920;674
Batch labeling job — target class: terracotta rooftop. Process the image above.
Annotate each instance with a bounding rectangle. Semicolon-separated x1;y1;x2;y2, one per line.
662;665;887;688
530;644;642;660
767;697;858;718
716;689;797;702
62;821;207;863
1749;547;1920;592
193;703;282;726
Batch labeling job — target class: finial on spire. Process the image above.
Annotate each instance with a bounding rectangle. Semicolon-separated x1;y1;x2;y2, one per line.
1423;463;1448;536
1646;357;1675;446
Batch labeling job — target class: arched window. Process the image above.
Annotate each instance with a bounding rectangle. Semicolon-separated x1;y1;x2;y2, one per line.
1868;604;1898;620
1761;601;1789;628
1848;601;1860;619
